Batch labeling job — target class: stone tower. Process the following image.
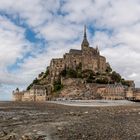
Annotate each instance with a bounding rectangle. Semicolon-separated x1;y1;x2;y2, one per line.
81;25;89;50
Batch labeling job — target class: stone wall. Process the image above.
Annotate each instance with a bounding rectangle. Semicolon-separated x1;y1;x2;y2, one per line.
103;84;125;100
49;58;65;83
22;91;34;101
99;56;106;73
134;89;140;100
61;78;84;86
13;92;23;101
64;50;82;70
126;87;134;100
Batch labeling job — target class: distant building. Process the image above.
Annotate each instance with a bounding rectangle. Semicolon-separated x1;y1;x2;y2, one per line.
126;87;140;101
103;83;126;100
12;88;24;101
13;85;53;102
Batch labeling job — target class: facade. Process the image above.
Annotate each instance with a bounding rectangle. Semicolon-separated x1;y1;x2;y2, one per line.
134;89;140;100
12;88;24;101
13;85;52;102
103;83;126;100
126;87;140;101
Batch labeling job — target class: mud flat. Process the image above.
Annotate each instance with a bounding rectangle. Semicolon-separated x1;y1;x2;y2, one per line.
0;101;140;140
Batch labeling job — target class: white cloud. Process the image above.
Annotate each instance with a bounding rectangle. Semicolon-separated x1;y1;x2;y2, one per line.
0;16;31;64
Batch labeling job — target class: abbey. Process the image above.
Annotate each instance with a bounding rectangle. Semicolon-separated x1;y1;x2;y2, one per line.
49;26;107;83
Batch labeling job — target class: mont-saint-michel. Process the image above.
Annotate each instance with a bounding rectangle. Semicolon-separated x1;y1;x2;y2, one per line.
13;26;140;102
1;26;139;140
1;1;140;139
0;27;140;140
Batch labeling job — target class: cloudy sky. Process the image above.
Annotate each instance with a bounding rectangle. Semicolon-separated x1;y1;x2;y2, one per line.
0;0;140;100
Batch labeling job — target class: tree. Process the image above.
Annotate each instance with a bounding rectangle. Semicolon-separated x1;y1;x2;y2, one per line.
26;78;39;90
121;79;131;87
96;77;109;84
53;81;63;92
67;69;77;78
106;65;112;73
39;72;44;76
111;71;121;83
32;78;39;84
27;83;33;90
82;69;95;78
43;69;49;78
76;62;82;71
60;69;67;77
16;88;19;91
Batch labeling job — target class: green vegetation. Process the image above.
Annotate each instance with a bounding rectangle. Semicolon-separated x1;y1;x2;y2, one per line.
60;69;67;77
26;78;40;90
43;69;49;78
60;63;83;78
67;69;77;78
60;65;123;84
95;77;109;84
38;72;44;78
60;68;78;78
53;81;63;92
111;71;121;83
82;69;95;78
106;65;112;73
121;79;131;87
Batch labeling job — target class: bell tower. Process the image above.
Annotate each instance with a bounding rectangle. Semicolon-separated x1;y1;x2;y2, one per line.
81;25;89;50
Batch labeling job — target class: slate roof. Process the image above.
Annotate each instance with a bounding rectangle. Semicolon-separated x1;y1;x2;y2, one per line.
69;49;82;55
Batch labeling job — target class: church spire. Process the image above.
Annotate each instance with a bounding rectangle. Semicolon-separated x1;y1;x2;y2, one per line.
84;25;87;39
81;25;89;50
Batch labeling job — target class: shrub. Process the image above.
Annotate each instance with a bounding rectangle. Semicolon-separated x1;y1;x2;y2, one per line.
38;72;44;78
111;71;121;83
82;69;95;78
60;69;67;77
96;77;109;84
27;83;33;90
121;79;131;87
106;65;112;73
76;62;82;71
43;69;49;78
67;69;77;78
53;81;63;92
26;78;40;90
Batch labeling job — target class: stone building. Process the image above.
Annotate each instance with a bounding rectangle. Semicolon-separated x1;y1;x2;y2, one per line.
103;83;126;100
13;85;53;102
126;87;140;101
48;26;107;84
12;88;24;101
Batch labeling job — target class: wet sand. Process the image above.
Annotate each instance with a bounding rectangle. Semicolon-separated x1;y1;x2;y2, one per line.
0;101;140;140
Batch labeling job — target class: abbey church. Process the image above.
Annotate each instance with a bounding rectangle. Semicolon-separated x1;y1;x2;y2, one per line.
49;26;107;83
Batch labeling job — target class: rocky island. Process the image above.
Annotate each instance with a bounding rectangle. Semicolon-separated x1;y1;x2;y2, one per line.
13;26;140;102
